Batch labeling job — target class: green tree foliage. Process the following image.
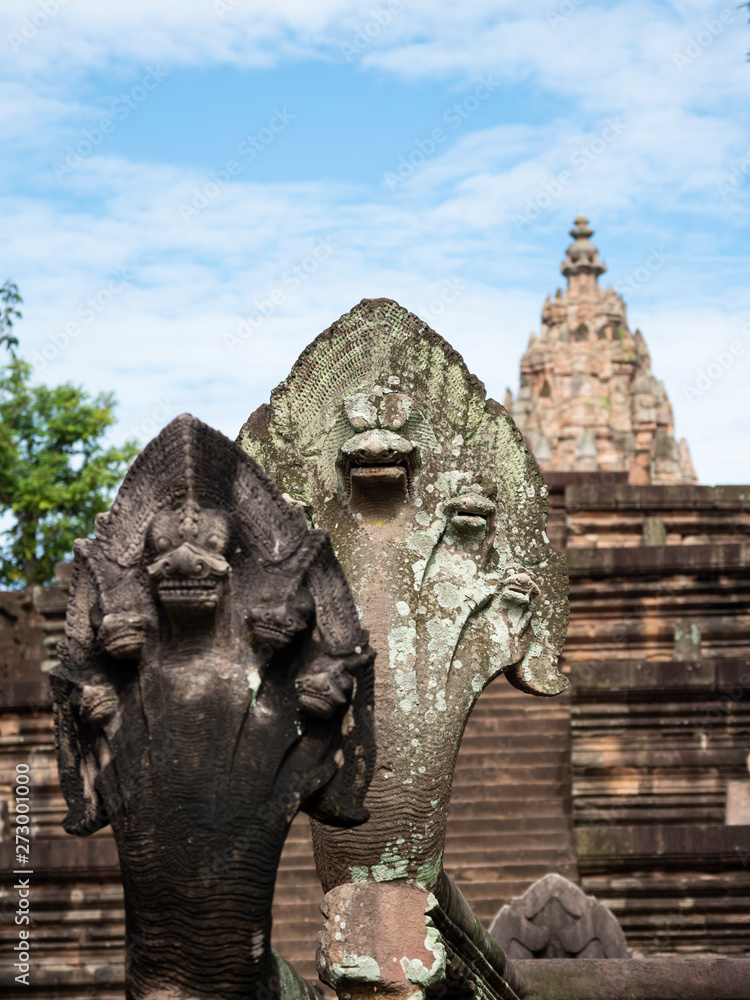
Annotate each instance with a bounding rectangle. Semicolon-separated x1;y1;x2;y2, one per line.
0;333;139;588
1;280;22;355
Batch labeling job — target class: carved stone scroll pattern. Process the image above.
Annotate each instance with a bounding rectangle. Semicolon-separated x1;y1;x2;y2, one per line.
490;873;629;960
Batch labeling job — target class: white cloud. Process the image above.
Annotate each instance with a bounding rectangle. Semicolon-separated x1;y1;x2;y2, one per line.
2;129;746;485
1;0;402;74
2;0;745;100
643;306;750;484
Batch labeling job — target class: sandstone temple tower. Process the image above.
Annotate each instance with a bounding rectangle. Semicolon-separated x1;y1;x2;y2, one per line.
507;215;697;485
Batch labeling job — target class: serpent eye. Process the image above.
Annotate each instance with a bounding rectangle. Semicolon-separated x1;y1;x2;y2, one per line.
207;534;222;551
156;535;170;552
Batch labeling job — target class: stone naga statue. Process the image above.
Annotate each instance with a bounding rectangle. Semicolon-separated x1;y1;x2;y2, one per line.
51;414;375;1000
239;299;570;1000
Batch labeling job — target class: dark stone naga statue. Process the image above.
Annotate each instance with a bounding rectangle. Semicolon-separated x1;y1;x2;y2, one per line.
51;414;375;1000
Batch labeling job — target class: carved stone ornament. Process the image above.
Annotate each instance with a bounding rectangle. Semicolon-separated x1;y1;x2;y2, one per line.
239;299;569;998
490;873;629;959
50;414;375;1000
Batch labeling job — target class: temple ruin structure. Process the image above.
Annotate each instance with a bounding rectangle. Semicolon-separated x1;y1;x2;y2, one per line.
507;216;697;486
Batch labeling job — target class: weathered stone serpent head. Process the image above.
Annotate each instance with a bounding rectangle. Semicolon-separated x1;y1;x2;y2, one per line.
238;299;569;998
51;414;375;1000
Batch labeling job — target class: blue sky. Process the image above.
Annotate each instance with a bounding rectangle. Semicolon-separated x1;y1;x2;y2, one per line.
1;0;748;483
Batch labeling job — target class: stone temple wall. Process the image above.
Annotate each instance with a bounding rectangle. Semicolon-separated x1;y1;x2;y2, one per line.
2;477;748;999
547;473;750;958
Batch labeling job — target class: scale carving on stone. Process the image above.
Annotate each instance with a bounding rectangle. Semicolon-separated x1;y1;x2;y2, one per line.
239;298;570;1000
51;414;375;1000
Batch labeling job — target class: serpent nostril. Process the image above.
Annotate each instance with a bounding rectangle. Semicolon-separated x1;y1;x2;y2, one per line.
360;433;389;456
168;548;203;576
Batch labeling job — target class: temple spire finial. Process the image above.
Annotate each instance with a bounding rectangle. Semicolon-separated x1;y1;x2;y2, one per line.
561;214;606;288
